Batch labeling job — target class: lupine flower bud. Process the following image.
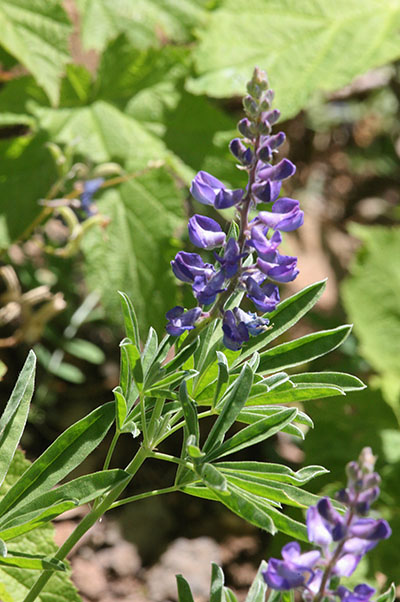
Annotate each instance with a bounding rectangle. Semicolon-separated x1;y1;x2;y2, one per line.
166;306;202;336
238;118;255;138
243;95;258;116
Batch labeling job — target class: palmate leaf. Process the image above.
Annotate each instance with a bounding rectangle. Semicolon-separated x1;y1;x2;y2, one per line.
0;450;81;601
188;0;400;119
0;0;71;104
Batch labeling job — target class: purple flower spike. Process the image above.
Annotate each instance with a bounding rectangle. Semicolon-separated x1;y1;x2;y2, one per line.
190;171;244;209
257;158;296;182
171;251;215;283
246;277;280;313
257;253;299;283
258;198;304;232
166;306;202;336
222;310;249;351
337;584;376;602
188;215;226;250
193;270;226;306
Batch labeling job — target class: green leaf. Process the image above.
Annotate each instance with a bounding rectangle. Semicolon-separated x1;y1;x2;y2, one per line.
202;363;254;455
205;409;298;462
232;280;327;368
375;584;396;602
142;327;159;379
164;339;199;374
341;225;400;409
0;449;81;601
0;0;71;104
62;338;105;364
245;383;346;405
213;482;276;533
34;344;85;384
215;461;328;485
0;403;115;517
0;552;65;571
118;291;141;347
199;464;228;493
176;574;195;602
0;469;128;540
81;169;185;335
188;0;400;119
245;560;268;602
0;539;6;557
290;371;366;391
178;381;199;442
257;325;352;375
210;563;224;602
113;386;128;431
0;351;36;488
212;351;230;408
76;0;207;52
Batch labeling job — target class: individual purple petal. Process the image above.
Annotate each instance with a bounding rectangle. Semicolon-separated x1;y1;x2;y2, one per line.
190;171;225;206
307;505;332;548
257;158;296;182
171;251;215;283
247;227;282;258
222;310;249;351
252;180;282;203
246;277;280;312
194;270;226;306
257;253;299;283
188;215;226;249
349;518;391;541
336;584;376;602
233;307;270;336
214;187;244;209
258;198;304;232
166;306;202;336
332;553;361;577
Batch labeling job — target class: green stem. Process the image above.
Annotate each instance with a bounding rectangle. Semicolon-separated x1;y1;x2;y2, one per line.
148;450;193;468
110;484;180;509
23;446;148;602
154;410;214;446
103;431;120;470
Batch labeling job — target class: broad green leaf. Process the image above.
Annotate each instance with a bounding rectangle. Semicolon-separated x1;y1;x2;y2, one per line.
0;134;58;249
0;0;71;104
62;338;105;364
342;225;400;410
188;0;400;119
0;450;81;601
205;409;297;462
0;351;36;488
0;403;115;517
210;563;224;602
257;325;352;375
0;552;65;571
76;0;207;52
245;560;268;602
202;363;254;455
232;280;327;367
81;169;185;335
176;574;195;602
215;461;328;485
290;371;366;391
0;470;128;540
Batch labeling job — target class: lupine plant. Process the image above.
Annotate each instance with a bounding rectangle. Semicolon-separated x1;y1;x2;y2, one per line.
0;69;394;601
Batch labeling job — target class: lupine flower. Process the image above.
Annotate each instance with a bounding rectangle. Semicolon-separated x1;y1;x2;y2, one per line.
193;271;226;306
247;227;282;258
190;171;244;209
245;277;280;312
80;177;104;216
165;306;202;336
262;542;320;590
257;252;299;283
222;310;250;350
336;584;376;602
233;307;270;336
258;198;304;232
188;215;226;249
215;238;246;278
171;251;215;283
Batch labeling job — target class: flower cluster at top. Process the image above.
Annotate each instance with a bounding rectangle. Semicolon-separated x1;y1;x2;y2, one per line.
166;67;304;350
263;447;391;602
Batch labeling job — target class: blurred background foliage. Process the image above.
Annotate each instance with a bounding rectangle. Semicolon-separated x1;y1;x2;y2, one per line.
0;0;399;595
